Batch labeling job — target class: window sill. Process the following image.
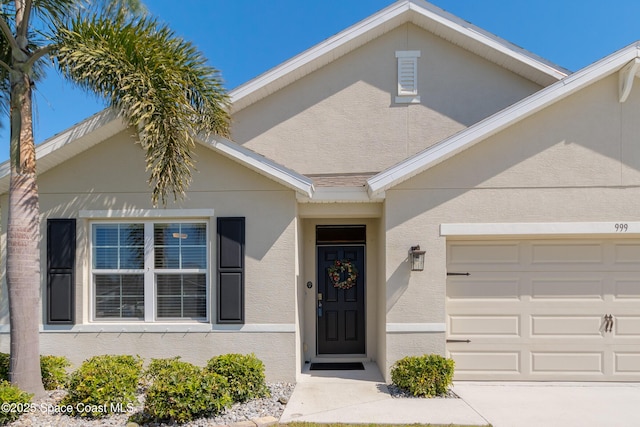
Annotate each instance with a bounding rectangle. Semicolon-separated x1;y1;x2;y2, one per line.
0;323;297;334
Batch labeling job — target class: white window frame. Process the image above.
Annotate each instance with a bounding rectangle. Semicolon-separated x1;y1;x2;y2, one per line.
90;219;210;323
395;50;421;104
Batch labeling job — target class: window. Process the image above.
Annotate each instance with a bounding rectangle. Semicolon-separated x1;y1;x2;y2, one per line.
92;221;208;321
395;50;421;104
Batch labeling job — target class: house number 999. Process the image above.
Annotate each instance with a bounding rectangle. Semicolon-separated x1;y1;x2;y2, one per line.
615;223;628;232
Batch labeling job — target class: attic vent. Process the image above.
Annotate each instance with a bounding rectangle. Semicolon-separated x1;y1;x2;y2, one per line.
395;50;421;104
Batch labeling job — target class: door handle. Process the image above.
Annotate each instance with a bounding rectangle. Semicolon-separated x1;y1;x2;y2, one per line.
604;314;614;333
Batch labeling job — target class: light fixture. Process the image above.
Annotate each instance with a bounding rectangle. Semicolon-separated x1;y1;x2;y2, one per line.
410;245;425;271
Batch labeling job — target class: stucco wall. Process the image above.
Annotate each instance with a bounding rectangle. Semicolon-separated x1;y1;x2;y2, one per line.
0;132;300;381
382;72;640;374
233;23;542;175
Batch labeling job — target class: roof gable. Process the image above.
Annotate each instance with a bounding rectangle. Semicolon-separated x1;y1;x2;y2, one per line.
230;0;568;112
0;110;313;197
367;42;640;196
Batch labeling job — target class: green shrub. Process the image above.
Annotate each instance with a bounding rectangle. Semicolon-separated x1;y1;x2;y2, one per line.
0;353;70;390
0;354;8;382
140;358;232;424
0;380;33;425
62;354;142;418
391;354;455;397
40;355;71;390
206;353;270;402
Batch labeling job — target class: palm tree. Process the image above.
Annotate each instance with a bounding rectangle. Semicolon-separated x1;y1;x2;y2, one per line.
1;0;230;395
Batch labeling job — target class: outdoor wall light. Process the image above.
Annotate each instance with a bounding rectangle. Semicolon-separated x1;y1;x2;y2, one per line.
410;245;425;271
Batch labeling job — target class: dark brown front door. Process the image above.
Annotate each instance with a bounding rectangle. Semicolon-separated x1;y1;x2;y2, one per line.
317;246;365;354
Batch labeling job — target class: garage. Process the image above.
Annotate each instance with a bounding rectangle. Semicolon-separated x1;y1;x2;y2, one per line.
446;238;640;381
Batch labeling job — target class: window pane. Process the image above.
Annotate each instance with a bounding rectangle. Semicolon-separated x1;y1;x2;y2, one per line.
94;224;118;246
182;247;206;269
155;247;180;269
93;223;143;270
154;223;180;247
95;274;144;319
181;223;206;245
156;274;206;319
94;247;118;269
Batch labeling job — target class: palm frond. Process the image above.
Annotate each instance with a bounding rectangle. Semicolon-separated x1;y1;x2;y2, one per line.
54;13;230;206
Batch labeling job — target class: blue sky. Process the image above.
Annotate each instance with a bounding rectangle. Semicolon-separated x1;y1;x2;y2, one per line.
6;0;640;163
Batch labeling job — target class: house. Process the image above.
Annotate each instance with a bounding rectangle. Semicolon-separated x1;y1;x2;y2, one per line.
1;0;639;382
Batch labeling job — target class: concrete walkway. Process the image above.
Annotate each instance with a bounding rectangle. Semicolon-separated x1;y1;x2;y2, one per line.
280;363;640;426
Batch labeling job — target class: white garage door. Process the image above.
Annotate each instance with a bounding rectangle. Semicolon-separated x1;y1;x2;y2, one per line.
446;239;640;381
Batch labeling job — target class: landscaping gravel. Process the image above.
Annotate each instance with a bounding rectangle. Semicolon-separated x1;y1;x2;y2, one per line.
7;382;295;427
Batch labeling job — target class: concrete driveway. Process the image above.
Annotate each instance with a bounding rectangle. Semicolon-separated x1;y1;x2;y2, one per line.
454;381;640;427
280;363;640;426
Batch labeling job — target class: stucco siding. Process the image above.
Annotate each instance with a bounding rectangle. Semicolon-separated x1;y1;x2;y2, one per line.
233;23;542;175
382;73;640;374
0;132;300;380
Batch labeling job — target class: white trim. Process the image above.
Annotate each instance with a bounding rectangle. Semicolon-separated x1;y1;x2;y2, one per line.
618;57;640;102
296;186;377;203
0;323;297;334
79;209;215;219
441;222;640;236
395;50;421;58
386;322;446;333
368;43;640;196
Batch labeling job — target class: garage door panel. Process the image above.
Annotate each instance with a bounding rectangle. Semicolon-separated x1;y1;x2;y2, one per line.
531;316;603;336
449;351;520;373
531;352;604;373
447;277;521;300
449;243;520;265
614;280;640;299
531;243;603;264
531;277;603;300
613;243;640;263
614;352;640;373
613;316;640;336
450;315;519;336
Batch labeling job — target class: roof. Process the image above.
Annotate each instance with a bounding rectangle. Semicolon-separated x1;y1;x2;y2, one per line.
230;0;569;112
0;110;314;197
366;41;640;196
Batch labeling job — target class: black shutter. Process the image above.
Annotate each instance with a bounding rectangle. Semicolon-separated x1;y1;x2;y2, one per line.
217;217;245;324
46;219;76;324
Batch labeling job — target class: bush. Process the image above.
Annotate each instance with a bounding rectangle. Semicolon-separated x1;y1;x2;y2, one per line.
140;358;232;424
0;380;32;425
391;354;455;397
206;353;270;402
40;355;71;390
62;354;142;418
0;353;70;390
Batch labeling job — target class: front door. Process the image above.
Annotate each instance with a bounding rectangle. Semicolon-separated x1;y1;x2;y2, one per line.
317;246;365;354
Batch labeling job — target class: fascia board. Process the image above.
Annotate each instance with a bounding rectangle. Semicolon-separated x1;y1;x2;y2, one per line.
199;135;314;197
367;44;640;196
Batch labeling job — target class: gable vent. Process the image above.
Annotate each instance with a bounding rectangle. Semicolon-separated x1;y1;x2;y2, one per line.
395;50;421;104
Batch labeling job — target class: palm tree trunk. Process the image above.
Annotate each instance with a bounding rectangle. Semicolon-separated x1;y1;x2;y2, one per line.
7;65;45;396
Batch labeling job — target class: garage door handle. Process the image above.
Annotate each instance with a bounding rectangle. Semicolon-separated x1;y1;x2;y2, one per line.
446;339;471;343
604;314;614;333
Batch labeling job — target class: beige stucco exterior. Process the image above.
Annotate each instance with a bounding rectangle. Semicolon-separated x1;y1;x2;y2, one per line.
233;23;542;175
2;0;639;384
